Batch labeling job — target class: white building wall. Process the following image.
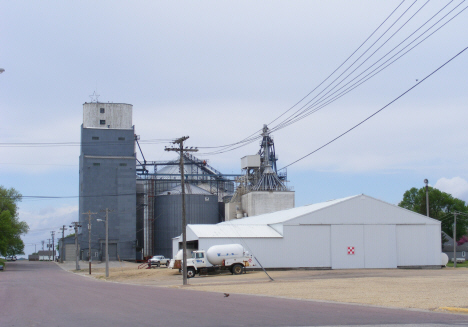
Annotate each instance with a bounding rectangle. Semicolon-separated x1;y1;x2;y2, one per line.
83;103;133;129
283;225;331;268
396;225;430;266
241;191;294;217
177;195;442;269
331;225;365;269
364;225;397;268
225;201;240;221
425;224;442;265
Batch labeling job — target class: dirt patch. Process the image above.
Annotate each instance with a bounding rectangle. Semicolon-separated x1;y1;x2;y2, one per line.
69;263;468;311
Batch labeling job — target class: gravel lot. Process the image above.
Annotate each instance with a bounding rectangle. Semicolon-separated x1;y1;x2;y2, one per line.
61;261;468;312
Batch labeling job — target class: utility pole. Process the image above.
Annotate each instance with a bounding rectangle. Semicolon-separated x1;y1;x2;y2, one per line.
51;231;56;262
83;211;97;274
47;239;52;261
41;240;44;252
424;179;429;217
453;212;457;268
98;208;111;278
70;222;82;270
165;136;198;286
59;225;67;263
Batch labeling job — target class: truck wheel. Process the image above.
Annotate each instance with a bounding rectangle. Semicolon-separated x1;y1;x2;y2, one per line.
187;267;196;278
232;264;243;275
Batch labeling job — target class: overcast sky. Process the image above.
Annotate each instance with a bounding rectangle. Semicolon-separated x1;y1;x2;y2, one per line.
1;1;467;257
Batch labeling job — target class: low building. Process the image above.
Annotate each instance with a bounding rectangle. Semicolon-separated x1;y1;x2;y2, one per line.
37;250;56;261
59;235;80;262
173;194;442;269
442;232;468;261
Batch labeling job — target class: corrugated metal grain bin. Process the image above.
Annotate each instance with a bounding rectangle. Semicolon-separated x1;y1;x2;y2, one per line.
154;186;218;258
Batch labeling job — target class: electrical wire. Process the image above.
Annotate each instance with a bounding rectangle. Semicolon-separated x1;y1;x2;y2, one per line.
199;1;467;156
0;139;173;148
270;1;465;134
0;193;137;200
197;1;408;154
278;44;468;171
271;0;426;132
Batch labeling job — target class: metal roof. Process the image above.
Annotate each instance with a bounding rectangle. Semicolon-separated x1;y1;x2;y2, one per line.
188;224;282;238
221;195;357;226
220;194;441;226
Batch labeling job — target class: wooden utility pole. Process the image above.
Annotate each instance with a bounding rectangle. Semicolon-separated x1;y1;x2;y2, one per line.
83;211;97;274
98;208;112;278
453;212;457;268
51;231;55;262
59;225;67;263
47;239;52;261
165;136;198;286
70;222;82;270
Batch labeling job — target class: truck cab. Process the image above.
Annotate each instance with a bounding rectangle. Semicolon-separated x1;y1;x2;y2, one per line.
187;251;209;269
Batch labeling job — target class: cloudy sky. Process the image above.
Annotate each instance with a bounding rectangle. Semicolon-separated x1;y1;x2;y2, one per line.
1;1;467;257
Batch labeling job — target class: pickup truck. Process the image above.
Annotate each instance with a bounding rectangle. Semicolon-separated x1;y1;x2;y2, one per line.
148;255;170;267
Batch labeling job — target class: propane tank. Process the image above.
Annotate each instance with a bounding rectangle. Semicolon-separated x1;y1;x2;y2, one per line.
206;244;245;265
441;252;449;266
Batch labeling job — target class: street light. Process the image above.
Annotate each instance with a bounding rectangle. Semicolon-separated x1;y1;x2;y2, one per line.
97;208;109;278
424;179;429;217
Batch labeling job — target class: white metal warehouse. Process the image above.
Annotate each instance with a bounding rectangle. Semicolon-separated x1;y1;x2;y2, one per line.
173;194;442;269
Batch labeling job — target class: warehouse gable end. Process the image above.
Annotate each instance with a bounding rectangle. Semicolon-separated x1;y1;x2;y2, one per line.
176;194;442;269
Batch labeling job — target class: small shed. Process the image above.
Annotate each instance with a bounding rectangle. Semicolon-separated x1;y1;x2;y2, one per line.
37;250;56;261
173;194;442;269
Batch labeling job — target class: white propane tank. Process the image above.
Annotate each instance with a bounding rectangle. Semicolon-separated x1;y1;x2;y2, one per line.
441;252;449;266
206;244;245;265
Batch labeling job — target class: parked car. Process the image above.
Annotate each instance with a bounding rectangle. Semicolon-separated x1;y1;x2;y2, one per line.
148;255;169;267
6;256;17;261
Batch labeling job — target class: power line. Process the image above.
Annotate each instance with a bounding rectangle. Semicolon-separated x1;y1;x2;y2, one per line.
266;0;408;129
0;192;137;201
278;44;468;171
0;139;172;148
198;1;467;156
197;1;408;154
271;0;426;133
270;1;467;134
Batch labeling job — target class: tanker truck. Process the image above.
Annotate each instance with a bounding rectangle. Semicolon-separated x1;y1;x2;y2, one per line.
170;244;256;278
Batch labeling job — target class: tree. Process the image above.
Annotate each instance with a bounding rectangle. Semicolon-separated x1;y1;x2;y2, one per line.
399;186;468;241
0;186;29;256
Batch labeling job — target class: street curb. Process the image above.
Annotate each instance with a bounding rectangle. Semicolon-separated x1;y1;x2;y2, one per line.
438;307;468;314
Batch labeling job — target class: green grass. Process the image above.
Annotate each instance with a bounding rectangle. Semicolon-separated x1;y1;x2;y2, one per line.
446;260;468;268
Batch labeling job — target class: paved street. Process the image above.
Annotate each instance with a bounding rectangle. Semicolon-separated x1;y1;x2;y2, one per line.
1;261;468;327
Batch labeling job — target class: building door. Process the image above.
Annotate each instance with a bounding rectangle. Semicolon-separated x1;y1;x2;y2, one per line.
331;225;365;269
108;243;118;261
65;244;77;261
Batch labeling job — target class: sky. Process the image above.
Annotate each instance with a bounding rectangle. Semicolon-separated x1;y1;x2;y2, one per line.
1;1;467;257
